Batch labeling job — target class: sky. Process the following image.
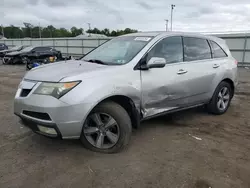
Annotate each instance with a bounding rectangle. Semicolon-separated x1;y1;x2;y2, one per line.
1;0;250;32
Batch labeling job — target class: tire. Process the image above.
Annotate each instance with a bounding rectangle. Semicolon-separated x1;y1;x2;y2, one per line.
26;63;33;70
2;58;7;65
207;81;233;115
80;101;132;153
12;57;20;64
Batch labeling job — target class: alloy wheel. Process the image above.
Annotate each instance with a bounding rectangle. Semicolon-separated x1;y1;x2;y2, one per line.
83;113;120;149
217;87;230;111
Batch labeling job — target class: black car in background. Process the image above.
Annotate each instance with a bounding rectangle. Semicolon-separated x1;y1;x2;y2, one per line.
3;46;62;65
0;45;29;58
0;43;8;51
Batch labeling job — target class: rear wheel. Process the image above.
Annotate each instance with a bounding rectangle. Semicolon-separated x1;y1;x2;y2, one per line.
80;101;132;153
207;81;232;115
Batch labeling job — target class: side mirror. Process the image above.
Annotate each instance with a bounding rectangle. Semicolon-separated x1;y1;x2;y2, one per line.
147;57;166;69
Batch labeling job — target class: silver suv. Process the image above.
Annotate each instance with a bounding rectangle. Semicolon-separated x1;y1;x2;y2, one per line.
14;32;238;153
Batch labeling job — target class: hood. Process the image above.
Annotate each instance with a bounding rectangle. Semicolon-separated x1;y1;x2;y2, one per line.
0;49;10;53
24;60;117;82
5;51;24;56
0;49;18;54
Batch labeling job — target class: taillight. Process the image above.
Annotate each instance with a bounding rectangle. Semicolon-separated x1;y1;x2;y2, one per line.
235;60;238;65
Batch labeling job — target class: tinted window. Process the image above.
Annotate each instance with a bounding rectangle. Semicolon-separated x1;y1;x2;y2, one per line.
183;37;211;61
147;36;183;64
210;41;227;58
21;46;34;52
33;47;51;52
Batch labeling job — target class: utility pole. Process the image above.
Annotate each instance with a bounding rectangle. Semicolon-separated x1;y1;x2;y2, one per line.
87;23;91;30
1;25;4;37
30;27;32;38
39;22;42;38
87;23;91;37
165;19;169;31
171;4;176;31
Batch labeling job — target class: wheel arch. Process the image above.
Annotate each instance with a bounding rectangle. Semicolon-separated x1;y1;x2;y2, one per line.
221;78;235;97
85;95;141;129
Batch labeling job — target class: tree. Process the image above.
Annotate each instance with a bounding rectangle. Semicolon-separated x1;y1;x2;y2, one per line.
110;30;117;36
102;28;110;36
3;25;23;38
124;28;137;34
59;28;71;37
47;25;56;37
31;26;41;38
87;27;101;34
2;24;138;38
71;27;83;37
23;22;33;37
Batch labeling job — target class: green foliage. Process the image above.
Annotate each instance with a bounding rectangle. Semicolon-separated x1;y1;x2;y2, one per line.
1;24;138;38
86;27;138;37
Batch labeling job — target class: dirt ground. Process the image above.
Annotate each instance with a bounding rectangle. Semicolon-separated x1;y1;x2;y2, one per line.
0;62;250;188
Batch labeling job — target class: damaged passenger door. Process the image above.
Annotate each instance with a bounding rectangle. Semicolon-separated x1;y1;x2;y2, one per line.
140;36;191;118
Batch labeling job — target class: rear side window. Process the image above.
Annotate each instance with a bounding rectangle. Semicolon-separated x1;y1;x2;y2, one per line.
147;36;183;64
183;37;212;61
210;41;227;58
33;47;51;52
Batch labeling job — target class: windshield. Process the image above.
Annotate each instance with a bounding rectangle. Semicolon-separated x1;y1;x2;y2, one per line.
20;46;34;52
82;36;153;65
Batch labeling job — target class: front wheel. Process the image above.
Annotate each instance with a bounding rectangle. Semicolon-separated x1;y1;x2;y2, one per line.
207;81;233;115
80;101;132;153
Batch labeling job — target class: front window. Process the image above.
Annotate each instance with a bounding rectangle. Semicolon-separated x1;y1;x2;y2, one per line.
147;36;183;64
33;47;52;52
82;36;153;65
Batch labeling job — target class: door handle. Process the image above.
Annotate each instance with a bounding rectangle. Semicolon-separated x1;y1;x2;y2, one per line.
177;69;188;75
213;64;220;68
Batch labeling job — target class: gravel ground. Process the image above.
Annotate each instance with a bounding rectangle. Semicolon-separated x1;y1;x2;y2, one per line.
0;62;250;188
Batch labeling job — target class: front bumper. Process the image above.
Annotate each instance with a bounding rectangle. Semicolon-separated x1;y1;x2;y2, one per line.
14;81;87;139
0;53;6;58
16;114;62;138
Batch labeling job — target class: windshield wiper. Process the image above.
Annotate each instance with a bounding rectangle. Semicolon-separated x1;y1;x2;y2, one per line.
86;59;107;65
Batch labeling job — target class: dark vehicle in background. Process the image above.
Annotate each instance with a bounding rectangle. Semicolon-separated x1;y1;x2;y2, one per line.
0;45;28;58
3;46;62;65
0;43;8;51
26;55;74;70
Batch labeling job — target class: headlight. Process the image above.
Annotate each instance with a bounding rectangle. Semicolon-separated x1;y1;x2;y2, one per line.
34;81;80;98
